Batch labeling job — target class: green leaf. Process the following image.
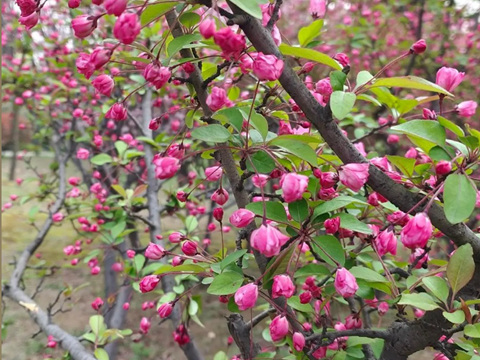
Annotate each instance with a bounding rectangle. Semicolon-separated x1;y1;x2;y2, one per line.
294;263;330;278
391;120;446;147
167;34;202;59
134;254;146;273
311;235;345;266
355;71;374;90
330;71;347;91
429;146;454;161
437;116;464;137
94;348;109;360
422;276;449;303
246;201;288;223
386;155;416;177
365;76;454;97
288;199;309;223
140;2;176;26
443;174;477;224
191;124;231;143
398;293;440;311
313;196;367;217
246;150;276;174
213;351;229;360
298;19;324;46
279;44;342;70
442;310;465;324
228;0;267;19
188;299;199;316
179;12;201;28
185;215;198;233
207;271;245;295
337;213;372;234
270;136;318;165
249;112;269;140
220;249;248;271
330;91;356;120
459;135;479;150
213;107;244;132
114;141;128;157
287;296;313;313
447;243;475;296
91;154;113;166
349;266;389;283
154;264;206;275
89;315;106;336
464;323;480;338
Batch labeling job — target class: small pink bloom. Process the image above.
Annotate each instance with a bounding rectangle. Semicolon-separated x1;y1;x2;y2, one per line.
456;101;477;117
76;148;90;160
414;308;425;318
338;163;369;192
104;0;127;16
334;53;350;67
211;188;229;205
199;18;216;39
123;302;130;310
16;0;37;16
422;108;437;120
252;53;284;81
270;315;289;342
251;224;289;257
315;78;333;101
252;174;269;188
319;171;338;188
106;103;127;121
72;15;96;38
234;283;258;311
378;301;389;316
139;275;160;293
206;86;230;111
181;240;197;256
46;335;57;348
280;173;309;203
324;217;340;234
409;248;430;269
410;39;426;54
345;314;362;329
113;13;141;45
375;229;397;256
19;12;39;30
90;47;112;70
153;156;180;179
91;297;104;310
92;75;114;96
213;27;246;59
436;67;465;92
309;0;326;18
158;302;174;318
143;63;171;90
173;324;190;345
145;243;165;260
76;53;95;79
387;134;399;144
435;161;452;175
293;332;305;351
299;291;312;304
169;232;184;243
400;213;432;249
272;274;295;299
213;208;224;222
205;166;223;181
68;0;81;8
52;212;64;222
229;209;255;228
139;317;151;334
334;267;358;298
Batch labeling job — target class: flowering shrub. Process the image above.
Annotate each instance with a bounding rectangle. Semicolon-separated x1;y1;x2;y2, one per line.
2;1;480;360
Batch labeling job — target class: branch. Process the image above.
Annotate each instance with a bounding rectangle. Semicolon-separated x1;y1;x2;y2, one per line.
306;328;390;343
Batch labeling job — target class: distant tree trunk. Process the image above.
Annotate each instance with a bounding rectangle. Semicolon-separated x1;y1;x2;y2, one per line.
9;104;20;181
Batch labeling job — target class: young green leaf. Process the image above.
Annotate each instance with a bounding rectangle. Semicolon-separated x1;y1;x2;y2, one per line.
330;91;356;120
447;243;475;296
443;174;477;224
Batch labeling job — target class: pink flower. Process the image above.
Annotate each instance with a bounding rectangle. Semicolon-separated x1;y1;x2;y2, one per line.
435;67;465;92
319;171;338;188
52;212;64;222
456;101;477;117
315;78;333;101
213;27;246;59
409;248;429;269
104;0;127;16
145;243;165;260
433;354;449;360
345;314;362;329
213;208;223;222
106;103;127;121
280;173;309;203
72;15;96;38
338;163;369;192
252;53;284;81
157;302;173;318
76;148;90;160
422;108;437;120
378;301;389;316
205;166;223;181
46;335;57;348
309;0;326;18
91;47;112;70
16;0;37;16
169;232;184;243
206;86;230;111
334;267;358;298
251;224;289;257
143;63;171;90
270;315;289;342
252;174;269;188
173;324;190;345
334;53;350;67
113;13;141;45
76;53;95;79
435;161;452;176
229;209;255;228
92;75;114;96
293;332;305;351
211;188;229;205
19;12;39;30
400;213;432;249
139;275;160;293
324;217;340;234
374;229;397;256
91;297;104;310
68;0;81;8
410;39;426;54
199;18;216;39
234;283;258;310
272;274;295;299
153;156;180;179
139;317;151;334
181;241;197;256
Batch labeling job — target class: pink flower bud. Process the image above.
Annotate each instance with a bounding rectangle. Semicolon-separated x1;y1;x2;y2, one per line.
145;243;165;260
211;188;229;205
92;75;114;97
76;148;90;160
106;103;127;121
234;283;258;311
139;275;160;293
387;134;399;144
280;173;309;203
345;314;362;329
76;53;95;79
456;101;477;117
143;63;171;90
324;217;340;234
123;302;130;310
181;240;197;256
206;86;231;112
436;67;465;92
378;301;389;316
205;166;223;181
319;172;338;188
422;108;437;120
111;262;123;272
213;27;245;60
157;302;174;318
139;317;151;334
252;52;284;81
269;315;289;342
272;274;295;299
173;324;190;345
410;39;427;54
153;156;180;179
104;0;127;16
229;209;255;228
90;47;112;70
19;11;39;30
91;297;104;310
309;0;326;18
293;332;305;351
199;18;216;39
374;228;397;256
169;232;183;243
435;160;452;176
16;0;37;16
47;335;57;348
400;212;432;249
113;13;141;45
315;78;333;101
213;208;224;222
71;15;96;39
409;248;429;269
334;53;350;67
251;224;289;257
338;163;369;192
68;0;81;8
334;268;358;298
91;266;101;275
52;212;64;222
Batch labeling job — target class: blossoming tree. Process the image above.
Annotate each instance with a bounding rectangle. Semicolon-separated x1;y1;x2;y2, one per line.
3;0;480;360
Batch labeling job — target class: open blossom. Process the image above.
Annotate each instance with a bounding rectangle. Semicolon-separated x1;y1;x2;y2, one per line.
153;156;180;179
374;229;397;256
104;0;127;16
280;173;309;203
334;267;358;298
143;63;171;90
234;283;258;310
72;15;96;38
113;13;141;44
272;275;295;299
145;243;165;260
400;213;432;249
435;67;465;92
106;103;127;121
252;53;284;81
213;27;246;59
92;75;114;96
270;315;289;342
338;163;369;192
456;101;477;117
206;86;231;111
229;209;255;228
139;275;160;293
251;224;289;257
